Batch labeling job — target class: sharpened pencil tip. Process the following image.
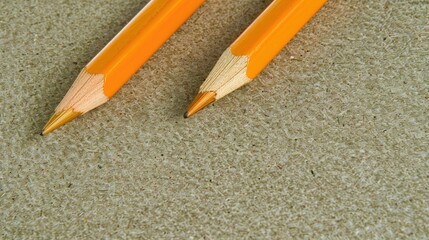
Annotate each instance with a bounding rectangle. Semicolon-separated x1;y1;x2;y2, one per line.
42;109;82;136
185;91;217;118
184;112;189;119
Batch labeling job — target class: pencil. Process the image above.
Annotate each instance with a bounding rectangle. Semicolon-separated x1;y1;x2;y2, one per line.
185;0;327;118
42;0;205;135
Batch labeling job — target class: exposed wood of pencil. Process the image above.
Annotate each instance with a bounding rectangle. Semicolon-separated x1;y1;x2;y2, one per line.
186;0;327;118
42;0;205;135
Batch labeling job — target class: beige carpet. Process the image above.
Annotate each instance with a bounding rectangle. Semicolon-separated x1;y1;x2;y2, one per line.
1;0;428;238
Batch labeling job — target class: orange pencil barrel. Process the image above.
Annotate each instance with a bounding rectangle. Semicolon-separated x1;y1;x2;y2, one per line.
231;0;327;79
86;0;205;97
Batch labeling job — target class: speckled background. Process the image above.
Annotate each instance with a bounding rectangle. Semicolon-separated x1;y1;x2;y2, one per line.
1;0;428;238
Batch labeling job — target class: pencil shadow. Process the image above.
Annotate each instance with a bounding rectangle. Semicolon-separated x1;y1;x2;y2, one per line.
162;0;273;117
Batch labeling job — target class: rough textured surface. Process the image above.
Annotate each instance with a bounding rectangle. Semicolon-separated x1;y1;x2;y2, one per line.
1;0;428;238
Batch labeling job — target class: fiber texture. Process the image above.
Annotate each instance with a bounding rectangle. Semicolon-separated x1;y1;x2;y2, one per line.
1;0;428;238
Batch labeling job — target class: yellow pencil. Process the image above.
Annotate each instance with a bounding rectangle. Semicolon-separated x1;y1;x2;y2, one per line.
42;0;205;135
186;0;327;117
